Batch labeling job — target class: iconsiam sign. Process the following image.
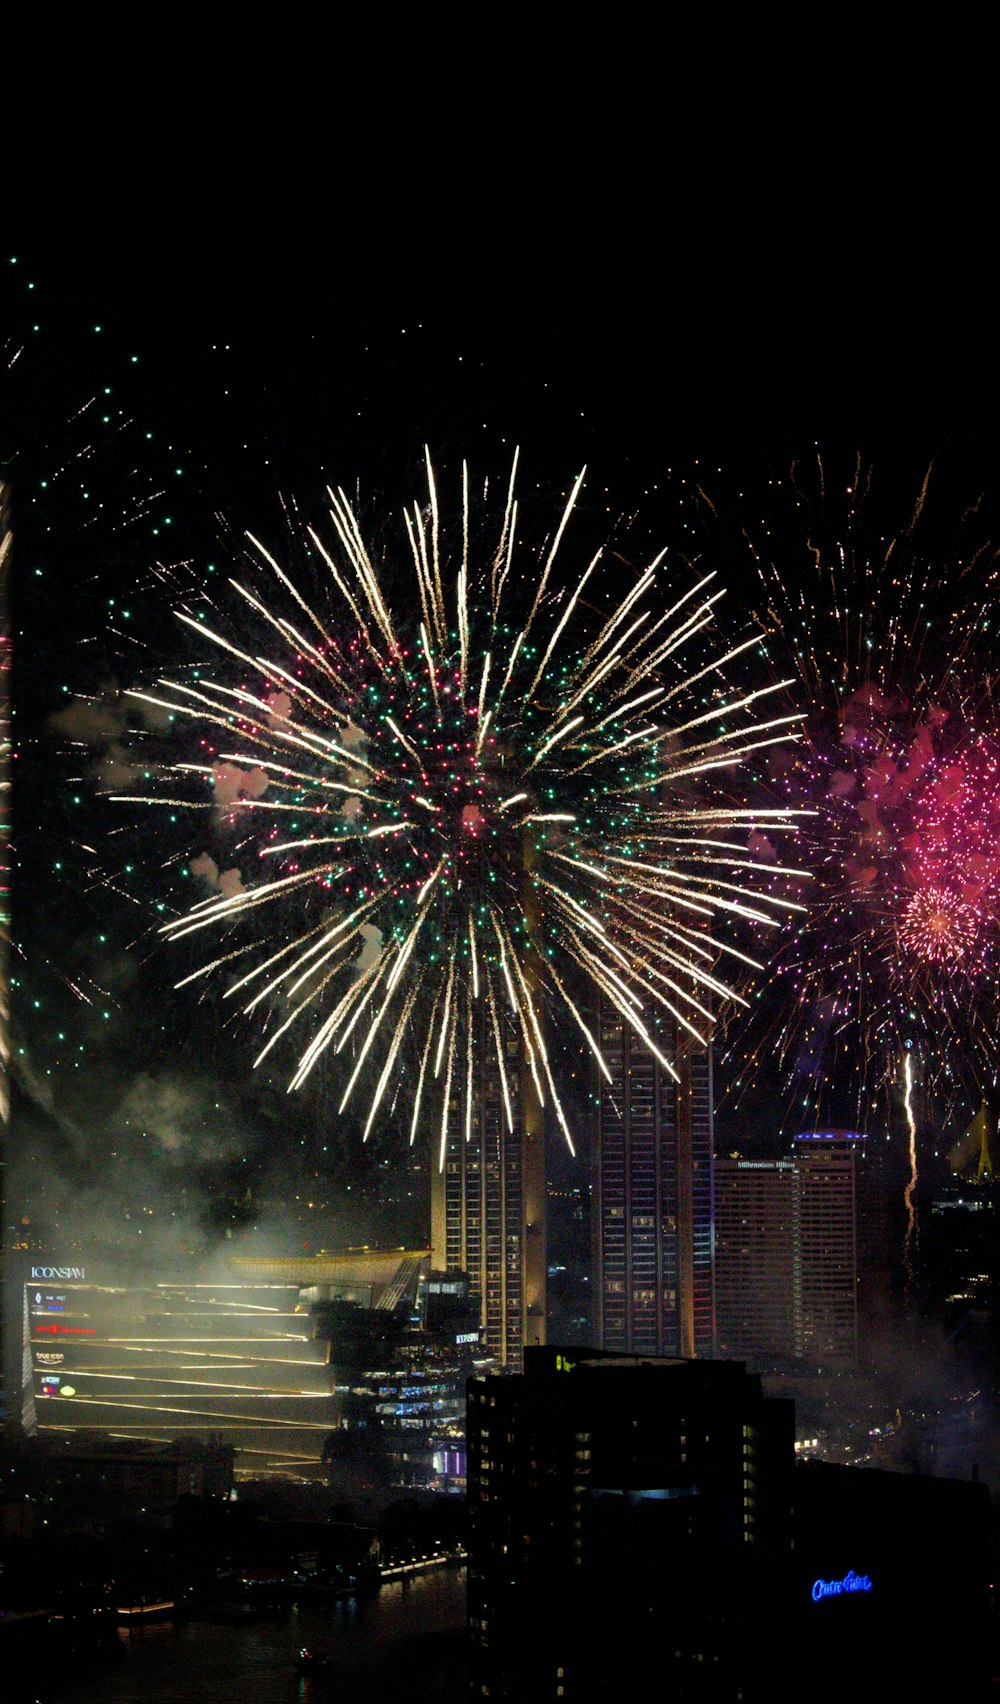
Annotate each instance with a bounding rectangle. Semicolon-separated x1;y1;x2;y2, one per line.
119;452;806;1163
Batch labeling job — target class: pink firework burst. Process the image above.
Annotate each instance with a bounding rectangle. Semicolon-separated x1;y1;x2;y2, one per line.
671;449;1000;1129
896;736;1000;977
898;887;981;967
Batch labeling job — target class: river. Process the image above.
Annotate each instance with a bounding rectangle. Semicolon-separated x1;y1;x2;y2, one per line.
11;1568;468;1704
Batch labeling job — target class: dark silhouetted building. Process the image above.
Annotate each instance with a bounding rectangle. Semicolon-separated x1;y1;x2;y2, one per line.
927;1102;1000;1376
467;1347;794;1700
790;1460;992;1701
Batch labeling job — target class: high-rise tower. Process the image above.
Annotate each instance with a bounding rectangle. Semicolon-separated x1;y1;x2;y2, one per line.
430;1002;545;1372
592;1001;714;1357
794;1131;860;1366
715;1130;861;1369
430;832;547;1374
714;1159;799;1362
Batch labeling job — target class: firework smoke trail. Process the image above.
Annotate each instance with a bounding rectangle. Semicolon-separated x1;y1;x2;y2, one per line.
118;454;806;1159
681;453;1000;1133
902;1049;919;1285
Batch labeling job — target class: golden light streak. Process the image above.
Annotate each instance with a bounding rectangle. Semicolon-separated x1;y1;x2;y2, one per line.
492;447;520;613
409;983;444;1145
417;856;446;908
420;620;443;719
464;983;474;1144
363;978;423;1141
243;895;382;1010
485;967;515;1132
544;957;613;1083
524;713;585;773
438;997;459;1171
577;558;666;671
434;958;457;1079
496;626;526;706
424;446;448;650
246;530;345;660
525;550;602;703
475;707;493;758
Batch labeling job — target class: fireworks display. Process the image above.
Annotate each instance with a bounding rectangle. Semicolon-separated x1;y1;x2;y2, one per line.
685;454;1000;1131
117;453;804;1163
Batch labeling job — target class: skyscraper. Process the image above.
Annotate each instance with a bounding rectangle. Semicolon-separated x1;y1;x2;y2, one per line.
794;1132;860;1366
430;1002;545;1371
592;1000;714;1357
715;1131;861;1369
713;1160;799;1362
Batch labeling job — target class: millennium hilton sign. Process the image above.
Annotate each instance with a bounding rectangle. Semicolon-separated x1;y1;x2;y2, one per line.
30;1266;85;1280
811;1571;873;1603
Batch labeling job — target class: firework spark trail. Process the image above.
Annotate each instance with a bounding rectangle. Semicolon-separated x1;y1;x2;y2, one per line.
119;455;805;1158
902;1049;919;1285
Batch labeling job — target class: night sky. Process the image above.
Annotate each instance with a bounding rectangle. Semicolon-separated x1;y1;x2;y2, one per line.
4;26;1000;1277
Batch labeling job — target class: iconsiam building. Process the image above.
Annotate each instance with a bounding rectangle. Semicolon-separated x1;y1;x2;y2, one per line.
11;1248;430;1479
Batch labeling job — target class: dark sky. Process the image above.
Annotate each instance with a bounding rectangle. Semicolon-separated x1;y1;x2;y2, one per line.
7;26;999;462
4;26;1000;1260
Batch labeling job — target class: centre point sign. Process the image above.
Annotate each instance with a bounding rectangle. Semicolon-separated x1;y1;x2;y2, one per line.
811;1570;873;1603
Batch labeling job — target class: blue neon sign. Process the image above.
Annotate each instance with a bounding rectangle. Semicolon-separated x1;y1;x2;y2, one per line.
812;1571;872;1603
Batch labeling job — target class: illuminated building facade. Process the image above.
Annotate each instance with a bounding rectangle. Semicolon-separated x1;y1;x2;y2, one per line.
315;1270;485;1491
15;1249;432;1479
22;1271;335;1479
592;1002;714;1358
715;1132;861;1369
430;1005;545;1372
467;1347;794;1700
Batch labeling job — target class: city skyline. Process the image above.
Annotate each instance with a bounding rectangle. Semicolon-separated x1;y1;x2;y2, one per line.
5;29;1000;1348
6;29;1000;1704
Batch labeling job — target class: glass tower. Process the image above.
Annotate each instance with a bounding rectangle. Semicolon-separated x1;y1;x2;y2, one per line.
592;1000;715;1358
